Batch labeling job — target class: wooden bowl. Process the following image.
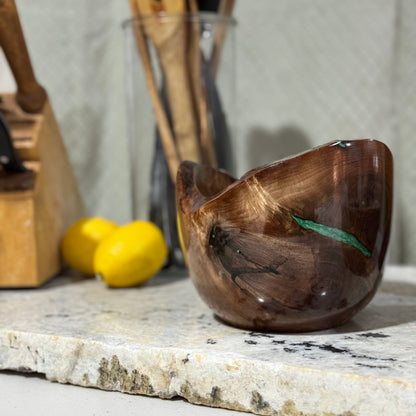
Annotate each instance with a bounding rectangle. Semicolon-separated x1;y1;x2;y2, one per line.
176;140;393;332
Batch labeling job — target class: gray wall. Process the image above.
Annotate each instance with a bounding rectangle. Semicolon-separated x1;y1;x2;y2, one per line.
1;0;415;263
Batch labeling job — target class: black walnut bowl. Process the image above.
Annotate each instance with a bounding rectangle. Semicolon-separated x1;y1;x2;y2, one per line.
176;139;393;332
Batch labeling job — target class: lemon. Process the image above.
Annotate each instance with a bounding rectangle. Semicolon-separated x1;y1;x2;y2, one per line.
61;217;119;275
94;221;168;287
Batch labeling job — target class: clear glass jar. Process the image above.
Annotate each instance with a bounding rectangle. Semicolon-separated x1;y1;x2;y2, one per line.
123;12;236;267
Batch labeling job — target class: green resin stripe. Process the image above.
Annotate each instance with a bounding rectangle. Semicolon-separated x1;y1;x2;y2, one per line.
291;214;371;258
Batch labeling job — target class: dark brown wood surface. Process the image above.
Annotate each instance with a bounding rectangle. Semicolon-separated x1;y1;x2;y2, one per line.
0;0;47;113
176;139;393;332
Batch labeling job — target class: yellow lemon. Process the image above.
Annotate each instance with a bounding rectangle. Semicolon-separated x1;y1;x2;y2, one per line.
61;217;119;275
94;221;168;287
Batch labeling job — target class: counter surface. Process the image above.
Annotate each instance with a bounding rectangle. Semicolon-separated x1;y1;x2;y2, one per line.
0;266;415;415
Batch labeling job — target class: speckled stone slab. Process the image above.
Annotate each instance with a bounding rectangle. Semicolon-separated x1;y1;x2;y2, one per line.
0;266;415;415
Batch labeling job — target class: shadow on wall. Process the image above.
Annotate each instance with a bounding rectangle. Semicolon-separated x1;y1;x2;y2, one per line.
246;125;311;169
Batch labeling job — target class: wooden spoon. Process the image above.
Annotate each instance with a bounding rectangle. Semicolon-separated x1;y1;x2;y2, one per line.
128;0;181;182
136;0;201;163
186;0;216;167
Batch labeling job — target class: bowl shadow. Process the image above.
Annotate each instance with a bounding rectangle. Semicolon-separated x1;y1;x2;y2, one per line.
323;279;416;334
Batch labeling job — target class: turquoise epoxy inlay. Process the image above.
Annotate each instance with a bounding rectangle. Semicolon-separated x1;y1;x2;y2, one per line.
291;214;371;258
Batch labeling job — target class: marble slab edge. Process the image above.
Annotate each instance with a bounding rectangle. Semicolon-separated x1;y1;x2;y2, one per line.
0;329;414;416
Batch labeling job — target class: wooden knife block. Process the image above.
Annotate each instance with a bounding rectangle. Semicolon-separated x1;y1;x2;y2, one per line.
0;94;84;287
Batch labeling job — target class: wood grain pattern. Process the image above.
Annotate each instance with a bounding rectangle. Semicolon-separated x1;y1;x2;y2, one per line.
0;1;84;286
0;94;84;287
176;139;393;332
0;0;47;113
136;0;201;163
127;1;181;182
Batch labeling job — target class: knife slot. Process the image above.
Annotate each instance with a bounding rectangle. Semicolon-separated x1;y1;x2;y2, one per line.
10;120;38;137
7;117;41;161
8;118;36;126
0;168;36;193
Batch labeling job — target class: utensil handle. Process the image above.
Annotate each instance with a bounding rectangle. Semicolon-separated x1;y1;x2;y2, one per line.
128;0;181;183
158;46;201;163
0;0;47;113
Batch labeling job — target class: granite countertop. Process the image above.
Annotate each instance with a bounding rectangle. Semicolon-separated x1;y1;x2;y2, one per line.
0;265;415;415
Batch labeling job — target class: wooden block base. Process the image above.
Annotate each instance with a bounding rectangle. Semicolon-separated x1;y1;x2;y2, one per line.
0;94;85;287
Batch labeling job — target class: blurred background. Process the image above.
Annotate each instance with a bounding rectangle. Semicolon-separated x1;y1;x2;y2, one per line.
0;0;414;264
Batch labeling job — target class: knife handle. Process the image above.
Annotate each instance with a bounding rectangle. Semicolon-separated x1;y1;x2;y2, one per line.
0;0;47;113
0;111;27;172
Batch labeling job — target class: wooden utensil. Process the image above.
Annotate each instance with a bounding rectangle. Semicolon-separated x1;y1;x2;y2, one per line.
0;0;47;113
127;0;235;265
149;87;184;266
0;0;84;287
128;0;181;182
176;139;393;332
136;0;201;164
128;0;184;266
